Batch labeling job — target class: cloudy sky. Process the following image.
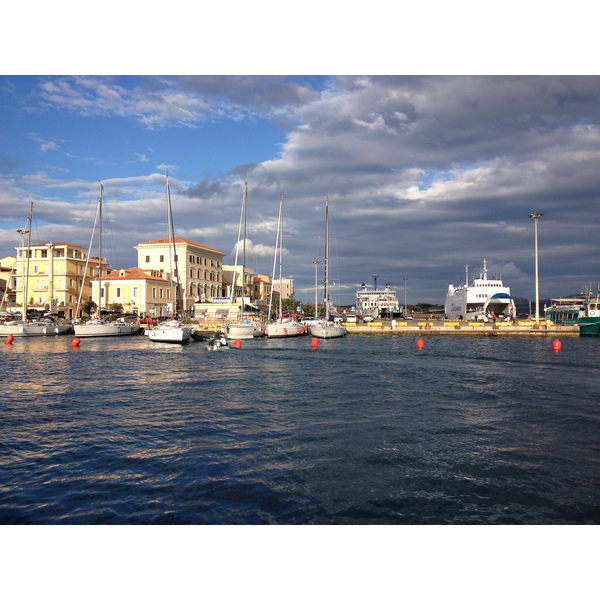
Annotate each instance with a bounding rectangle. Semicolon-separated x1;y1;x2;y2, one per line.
1;8;598;308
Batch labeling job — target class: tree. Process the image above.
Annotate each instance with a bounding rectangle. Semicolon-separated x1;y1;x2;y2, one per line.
81;299;96;317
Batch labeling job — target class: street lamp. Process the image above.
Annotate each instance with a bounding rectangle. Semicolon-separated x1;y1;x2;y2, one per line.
403;277;408;319
313;261;319;319
528;213;543;325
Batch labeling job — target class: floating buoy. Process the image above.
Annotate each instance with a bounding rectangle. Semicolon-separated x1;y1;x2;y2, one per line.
70;337;81;347
233;339;242;349
416;338;425;350
552;338;562;352
310;337;319;349
5;334;14;345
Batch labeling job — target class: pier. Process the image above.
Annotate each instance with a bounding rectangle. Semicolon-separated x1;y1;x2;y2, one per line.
344;319;580;336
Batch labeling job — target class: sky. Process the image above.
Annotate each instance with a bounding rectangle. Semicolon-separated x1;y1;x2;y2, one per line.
1;8;599;311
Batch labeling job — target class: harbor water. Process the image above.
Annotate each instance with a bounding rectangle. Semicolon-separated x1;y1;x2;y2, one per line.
1;333;599;525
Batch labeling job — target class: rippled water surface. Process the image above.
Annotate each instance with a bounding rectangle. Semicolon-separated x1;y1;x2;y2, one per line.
1;334;599;524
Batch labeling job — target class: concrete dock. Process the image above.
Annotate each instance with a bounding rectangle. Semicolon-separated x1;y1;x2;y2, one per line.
345;320;579;337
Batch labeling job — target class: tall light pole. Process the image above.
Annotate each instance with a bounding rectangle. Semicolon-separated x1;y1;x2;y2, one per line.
528;213;543;325
403;277;408;318
313;261;319;319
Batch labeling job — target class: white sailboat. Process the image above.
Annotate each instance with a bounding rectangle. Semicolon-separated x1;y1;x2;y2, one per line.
147;174;194;344
266;193;307;338
226;181;265;340
74;184;140;338
0;201;72;337
310;195;348;339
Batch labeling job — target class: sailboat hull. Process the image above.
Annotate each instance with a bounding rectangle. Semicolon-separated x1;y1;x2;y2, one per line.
0;320;73;337
266;321;307;338
310;322;348;339
147;320;193;343
226;321;264;340
74;321;140;337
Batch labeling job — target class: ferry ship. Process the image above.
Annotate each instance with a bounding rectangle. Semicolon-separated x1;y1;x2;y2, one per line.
356;281;401;319
445;260;516;321
545;288;600;336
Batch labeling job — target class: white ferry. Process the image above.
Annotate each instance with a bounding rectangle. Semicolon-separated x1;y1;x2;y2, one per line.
356;282;400;319
445;260;516;321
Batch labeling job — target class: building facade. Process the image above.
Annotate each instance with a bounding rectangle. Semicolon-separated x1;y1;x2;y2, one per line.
90;267;174;319
135;236;225;316
11;241;106;320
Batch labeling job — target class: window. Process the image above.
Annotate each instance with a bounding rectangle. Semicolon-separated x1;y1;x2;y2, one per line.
41;250;47;258
152;287;157;299
159;255;164;263
146;255;150;263
160;288;163;299
116;287;121;298
132;287;138;298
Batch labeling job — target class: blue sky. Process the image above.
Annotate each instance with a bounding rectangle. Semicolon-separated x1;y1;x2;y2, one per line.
1;8;599;308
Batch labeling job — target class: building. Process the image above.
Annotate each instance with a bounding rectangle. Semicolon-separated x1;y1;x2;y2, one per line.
135;236;225;316
90;267;173;318
356;282;401;318
272;276;294;301
11;241;106;320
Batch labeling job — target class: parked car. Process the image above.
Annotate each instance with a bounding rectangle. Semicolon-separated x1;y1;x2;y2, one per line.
363;316;374;322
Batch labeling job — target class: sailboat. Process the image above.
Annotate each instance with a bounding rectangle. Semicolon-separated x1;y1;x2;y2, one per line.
226;181;265;340
310;195;348;339
0;201;71;337
266;193;307;338
74;184;140;338
147;174;194;344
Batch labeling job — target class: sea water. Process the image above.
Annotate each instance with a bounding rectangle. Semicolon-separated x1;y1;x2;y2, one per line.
0;334;598;524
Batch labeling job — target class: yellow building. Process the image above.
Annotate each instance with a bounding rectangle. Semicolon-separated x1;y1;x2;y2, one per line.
135;236;225;316
90;267;173;319
272;276;295;301
12;241;106;320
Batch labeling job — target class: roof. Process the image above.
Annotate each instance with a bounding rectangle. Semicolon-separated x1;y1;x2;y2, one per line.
136;236;223;255
91;267;169;283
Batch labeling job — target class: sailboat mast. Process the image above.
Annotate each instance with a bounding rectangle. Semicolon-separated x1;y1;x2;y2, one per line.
98;183;103;316
19;200;33;320
166;174;180;318
268;192;284;322
278;194;284;319
242;181;247;309
324;194;329;320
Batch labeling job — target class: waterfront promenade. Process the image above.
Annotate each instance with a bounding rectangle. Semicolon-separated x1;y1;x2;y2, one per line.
345;319;579;336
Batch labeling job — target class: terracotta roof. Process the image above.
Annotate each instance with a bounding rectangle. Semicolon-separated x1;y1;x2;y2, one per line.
26;241;87;249
137;236;223;254
92;267;168;282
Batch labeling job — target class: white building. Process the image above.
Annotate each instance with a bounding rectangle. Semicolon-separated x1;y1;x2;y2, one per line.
135;236;225;315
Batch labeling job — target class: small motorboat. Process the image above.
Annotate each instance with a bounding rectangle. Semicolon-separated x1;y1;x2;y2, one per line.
207;332;228;351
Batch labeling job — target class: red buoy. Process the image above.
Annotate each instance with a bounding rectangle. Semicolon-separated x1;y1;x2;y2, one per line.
233;339;242;349
416;338;425;350
310;337;319;349
5;334;14;345
70;337;81;347
552;338;562;352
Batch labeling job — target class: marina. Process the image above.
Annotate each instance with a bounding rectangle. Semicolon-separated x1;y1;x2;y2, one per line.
1;333;598;526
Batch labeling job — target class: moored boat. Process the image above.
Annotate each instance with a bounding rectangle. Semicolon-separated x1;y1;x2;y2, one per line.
146;175;194;345
226;182;265;341
74;184;141;339
445;260;516;321
310;195;347;339
266;193;307;339
545;288;600;336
